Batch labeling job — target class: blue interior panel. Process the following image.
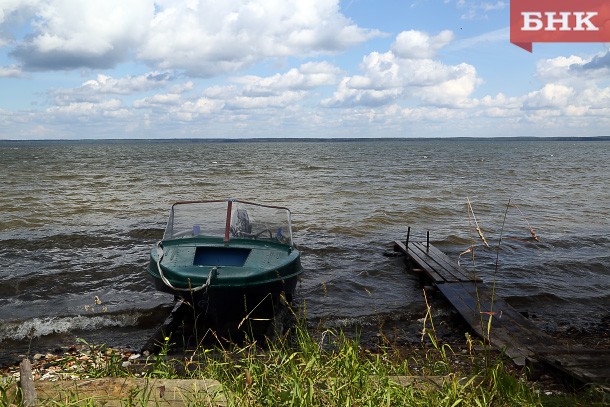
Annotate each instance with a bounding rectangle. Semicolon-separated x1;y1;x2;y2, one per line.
193;247;251;266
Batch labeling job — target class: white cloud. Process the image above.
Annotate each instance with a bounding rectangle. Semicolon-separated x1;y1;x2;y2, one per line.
415;63;481;107
536;48;610;85
232;61;341;92
524;84;574;109
536;55;587;83
138;0;381;76
80;72;174;94
168;97;225;121
133;81;194;108
12;0;153;70
322;30;480;108
132;62;339;121
47;72;175;107
133;93;181;108
476;93;522;117
0;0;40;24
46;98;129;117
527;51;610;119
227;91;305;110
391;30;453;59
0;0;40;48
6;0;380;75
0;65;22;77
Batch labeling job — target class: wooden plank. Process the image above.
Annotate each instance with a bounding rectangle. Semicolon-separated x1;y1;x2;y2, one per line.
537;351;610;384
396;239;608;384
32;378;225;406
395;240;480;283
409;242;460;282
394;241;446;283
436;282;554;365
437;281;610;382
416;243;481;282
409;242;471;282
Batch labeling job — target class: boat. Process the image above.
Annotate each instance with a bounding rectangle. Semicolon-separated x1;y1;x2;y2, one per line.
146;199;303;333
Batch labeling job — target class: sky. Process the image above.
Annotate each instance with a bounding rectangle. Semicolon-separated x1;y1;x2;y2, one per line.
0;0;609;140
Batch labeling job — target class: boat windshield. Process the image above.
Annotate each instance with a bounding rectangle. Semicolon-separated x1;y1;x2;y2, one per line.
163;199;294;246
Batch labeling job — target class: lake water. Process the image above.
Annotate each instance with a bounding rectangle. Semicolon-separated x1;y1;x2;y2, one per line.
1;139;608;361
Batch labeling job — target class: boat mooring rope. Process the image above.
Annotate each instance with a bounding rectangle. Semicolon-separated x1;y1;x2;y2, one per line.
156;241;214;293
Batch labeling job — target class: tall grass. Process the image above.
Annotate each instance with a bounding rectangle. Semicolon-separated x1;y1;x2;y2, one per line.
2;309;548;406
163;309;542;406
461;198;539;348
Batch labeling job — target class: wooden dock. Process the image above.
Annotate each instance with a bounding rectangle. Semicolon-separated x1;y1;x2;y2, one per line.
394;238;610;386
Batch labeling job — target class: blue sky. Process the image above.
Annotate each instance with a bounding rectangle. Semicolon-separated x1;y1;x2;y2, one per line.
0;0;609;139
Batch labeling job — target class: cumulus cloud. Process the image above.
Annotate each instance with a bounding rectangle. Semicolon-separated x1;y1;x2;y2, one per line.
46;98;130;118
0;65;22;77
11;0;153;70
524;84;574;110
48;72;175;106
133;81;194;108
5;0;381;74
0;0;40;48
168;97;225;121
537;48;610;84
322;30;481;108
139;0;382;76
391;30;453;59
79;72;174;94
536;55;587;83
232;61;341;92
527;52;610;122
580;50;610;70
0;0;40;24
132;61;338;121
213;61;339;110
415;63;480;107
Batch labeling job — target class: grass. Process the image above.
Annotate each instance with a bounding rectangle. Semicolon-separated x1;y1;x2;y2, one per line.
5;309;603;406
2;306;608;406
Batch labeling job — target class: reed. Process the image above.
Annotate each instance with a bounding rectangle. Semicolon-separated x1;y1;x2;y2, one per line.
461;198;537;352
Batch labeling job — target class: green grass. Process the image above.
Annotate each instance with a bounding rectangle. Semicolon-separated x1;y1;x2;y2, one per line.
0;320;545;406
2;312;608;406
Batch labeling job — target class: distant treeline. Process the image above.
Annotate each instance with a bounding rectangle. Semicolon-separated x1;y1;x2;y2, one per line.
1;135;610;145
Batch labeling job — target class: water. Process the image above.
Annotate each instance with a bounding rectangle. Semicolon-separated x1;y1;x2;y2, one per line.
1;139;609;361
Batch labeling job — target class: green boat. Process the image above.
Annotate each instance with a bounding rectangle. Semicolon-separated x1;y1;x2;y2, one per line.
146;199;303;328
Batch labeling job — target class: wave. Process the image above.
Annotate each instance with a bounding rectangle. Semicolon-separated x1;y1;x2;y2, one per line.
0;307;171;342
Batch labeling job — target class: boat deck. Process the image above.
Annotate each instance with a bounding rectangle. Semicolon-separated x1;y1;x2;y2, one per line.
393;237;610;386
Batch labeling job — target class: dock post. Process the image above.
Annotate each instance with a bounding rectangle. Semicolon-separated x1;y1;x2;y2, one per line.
426;231;430;251
406;227;410;248
20;358;37;407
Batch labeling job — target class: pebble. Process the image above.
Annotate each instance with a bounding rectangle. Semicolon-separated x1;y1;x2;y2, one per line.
1;345;140;382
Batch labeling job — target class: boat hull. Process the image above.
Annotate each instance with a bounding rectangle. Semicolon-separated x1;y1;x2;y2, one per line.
146;236;302;329
151;274;298;327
